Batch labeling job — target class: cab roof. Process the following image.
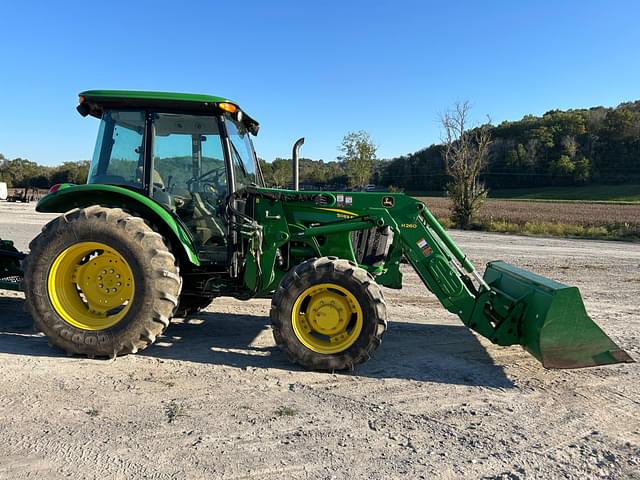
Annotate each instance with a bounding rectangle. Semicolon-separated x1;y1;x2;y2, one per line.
78;89;259;134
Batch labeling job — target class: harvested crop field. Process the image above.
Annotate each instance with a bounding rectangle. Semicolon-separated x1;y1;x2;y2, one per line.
0;203;639;479
419;197;640;235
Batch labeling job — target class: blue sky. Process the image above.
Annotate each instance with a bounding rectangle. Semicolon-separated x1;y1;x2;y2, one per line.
1;0;639;166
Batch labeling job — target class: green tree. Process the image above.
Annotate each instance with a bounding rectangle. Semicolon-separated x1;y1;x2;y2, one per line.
550;155;575;175
338;131;376;189
270;158;291;187
505;148;518;167
573;156;591;184
51;161;90;185
0;158;44;187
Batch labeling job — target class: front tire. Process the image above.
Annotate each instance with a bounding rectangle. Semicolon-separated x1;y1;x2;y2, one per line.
271;257;387;371
24;206;181;357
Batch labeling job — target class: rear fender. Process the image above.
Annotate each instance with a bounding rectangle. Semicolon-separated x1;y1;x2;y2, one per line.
36;184;200;266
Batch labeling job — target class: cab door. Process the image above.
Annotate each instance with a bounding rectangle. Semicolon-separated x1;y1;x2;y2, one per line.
151;113;229;264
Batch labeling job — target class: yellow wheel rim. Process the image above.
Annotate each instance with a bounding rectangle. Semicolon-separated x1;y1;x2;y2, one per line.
47;241;135;331
291;283;363;354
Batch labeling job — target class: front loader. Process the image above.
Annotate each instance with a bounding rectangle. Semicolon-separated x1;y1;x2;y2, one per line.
2;90;633;370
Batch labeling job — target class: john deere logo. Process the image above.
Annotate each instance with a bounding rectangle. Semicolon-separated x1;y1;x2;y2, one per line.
382;196;394;208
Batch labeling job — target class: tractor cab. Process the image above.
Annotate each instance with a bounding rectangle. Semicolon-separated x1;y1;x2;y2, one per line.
78;90;261;264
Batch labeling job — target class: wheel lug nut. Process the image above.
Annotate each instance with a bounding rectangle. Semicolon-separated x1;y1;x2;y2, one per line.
116;282;121;286
109;269;114;274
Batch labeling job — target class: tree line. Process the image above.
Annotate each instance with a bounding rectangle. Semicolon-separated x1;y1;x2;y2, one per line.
2;100;639;192
0;155;89;188
259;130;383;189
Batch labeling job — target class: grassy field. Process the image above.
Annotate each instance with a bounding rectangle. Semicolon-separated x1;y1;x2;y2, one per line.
409;184;640;203
487;184;640;202
419;196;640;241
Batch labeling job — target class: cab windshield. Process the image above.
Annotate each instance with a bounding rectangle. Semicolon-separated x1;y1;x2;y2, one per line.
224;116;258;190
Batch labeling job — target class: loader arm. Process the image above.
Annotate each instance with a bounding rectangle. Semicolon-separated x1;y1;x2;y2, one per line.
392;199;633;369
363;198;512;344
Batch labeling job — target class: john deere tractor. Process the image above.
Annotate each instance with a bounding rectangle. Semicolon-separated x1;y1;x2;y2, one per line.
1;90;633;370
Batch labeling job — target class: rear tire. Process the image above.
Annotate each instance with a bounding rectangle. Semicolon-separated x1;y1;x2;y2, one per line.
271;257;387;371
24;206;181;357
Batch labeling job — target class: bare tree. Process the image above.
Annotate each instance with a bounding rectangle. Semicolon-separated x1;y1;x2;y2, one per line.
440;101;491;228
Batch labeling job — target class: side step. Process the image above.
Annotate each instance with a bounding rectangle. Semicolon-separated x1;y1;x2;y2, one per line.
1;239;25;292
0;276;23;292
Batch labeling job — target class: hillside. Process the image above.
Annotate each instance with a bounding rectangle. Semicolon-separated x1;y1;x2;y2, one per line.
382;101;640;191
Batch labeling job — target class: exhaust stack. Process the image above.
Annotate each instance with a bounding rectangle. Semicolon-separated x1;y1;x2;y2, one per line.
292;137;305;191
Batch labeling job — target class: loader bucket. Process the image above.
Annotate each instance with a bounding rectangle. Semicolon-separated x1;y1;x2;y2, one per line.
483;261;634;369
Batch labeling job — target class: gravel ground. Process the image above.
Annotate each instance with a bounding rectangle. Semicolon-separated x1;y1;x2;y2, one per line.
0;202;638;480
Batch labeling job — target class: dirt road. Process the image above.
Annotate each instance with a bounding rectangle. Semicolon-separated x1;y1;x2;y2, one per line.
0;203;638;479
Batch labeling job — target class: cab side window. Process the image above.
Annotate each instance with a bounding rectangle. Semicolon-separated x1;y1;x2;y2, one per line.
88;111;145;188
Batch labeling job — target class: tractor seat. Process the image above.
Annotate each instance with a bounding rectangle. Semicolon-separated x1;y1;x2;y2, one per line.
190;192;227;246
152;188;176;211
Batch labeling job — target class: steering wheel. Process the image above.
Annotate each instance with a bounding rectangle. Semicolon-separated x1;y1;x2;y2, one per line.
186;168;225;207
201;182;221;200
188;168;225;192
198;168;225;183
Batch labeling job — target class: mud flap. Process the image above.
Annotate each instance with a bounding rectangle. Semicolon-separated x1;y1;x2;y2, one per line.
483;261;634;369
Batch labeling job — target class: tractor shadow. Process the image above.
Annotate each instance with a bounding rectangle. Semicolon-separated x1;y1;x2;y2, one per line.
0;294;514;388
145;310;515;388
0;295;56;357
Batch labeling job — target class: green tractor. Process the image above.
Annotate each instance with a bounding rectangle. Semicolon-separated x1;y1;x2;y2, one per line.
3;90;633;370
